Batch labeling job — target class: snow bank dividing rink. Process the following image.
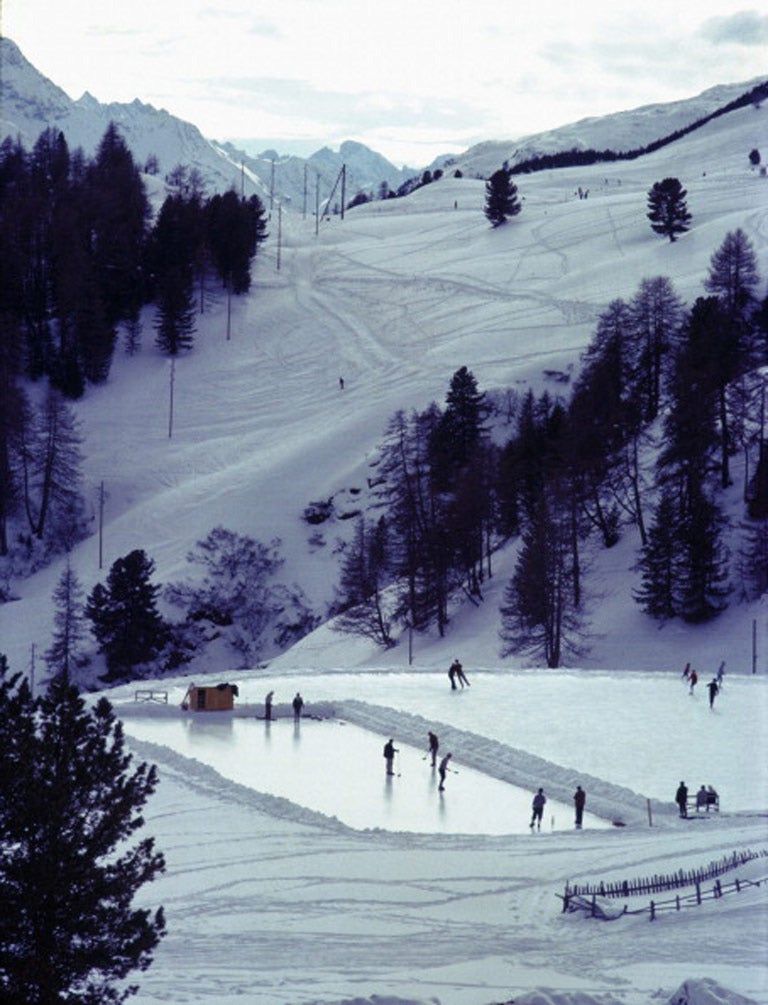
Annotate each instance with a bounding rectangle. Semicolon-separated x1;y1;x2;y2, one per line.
334;699;670;829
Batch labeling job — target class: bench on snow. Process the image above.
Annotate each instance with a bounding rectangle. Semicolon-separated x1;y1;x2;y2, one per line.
134;689;169;704
686;794;719;813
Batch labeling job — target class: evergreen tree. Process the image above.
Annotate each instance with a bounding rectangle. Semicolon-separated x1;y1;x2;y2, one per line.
86;549;167;682
498;491;585;668
0;658;166;1003
634;489;679;619
21;387;85;547
333;516;394;648
150;195;198;355
86;122;150;329
675;483;730;622
484;168;521;228
646;177;691;242
45;561;87;680
628;275;685;420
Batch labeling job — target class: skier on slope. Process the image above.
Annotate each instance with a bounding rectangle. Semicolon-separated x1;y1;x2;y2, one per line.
530;788;546;830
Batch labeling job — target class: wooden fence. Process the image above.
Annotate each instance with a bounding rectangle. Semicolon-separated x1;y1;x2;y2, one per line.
562;848;767;904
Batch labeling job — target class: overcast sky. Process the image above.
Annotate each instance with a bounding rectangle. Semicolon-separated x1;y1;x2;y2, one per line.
4;0;767;166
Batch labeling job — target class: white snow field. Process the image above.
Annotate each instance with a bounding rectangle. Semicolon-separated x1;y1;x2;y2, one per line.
2;95;768;1005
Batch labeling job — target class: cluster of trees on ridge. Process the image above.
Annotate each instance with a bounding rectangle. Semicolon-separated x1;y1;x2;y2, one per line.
0;122;268;571
0;122;268;395
33;226;768;682
331;229;767;665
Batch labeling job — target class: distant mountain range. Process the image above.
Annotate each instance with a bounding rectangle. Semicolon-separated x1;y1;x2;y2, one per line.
2;36;764;210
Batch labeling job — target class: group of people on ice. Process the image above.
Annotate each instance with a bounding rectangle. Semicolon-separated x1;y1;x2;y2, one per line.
675;780;719;817
681;661;725;708
262;690;304;721
529;785;587;830
390;729;588;828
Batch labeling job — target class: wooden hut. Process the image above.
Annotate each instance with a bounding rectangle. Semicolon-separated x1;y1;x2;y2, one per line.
181;682;239;712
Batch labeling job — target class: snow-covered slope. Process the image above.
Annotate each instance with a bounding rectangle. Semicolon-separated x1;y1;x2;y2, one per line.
449;79;768;178
1;45;767;1005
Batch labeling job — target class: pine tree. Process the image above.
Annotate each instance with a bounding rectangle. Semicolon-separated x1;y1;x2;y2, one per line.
646;177;691;242
628;275;685;420
634;489;679;619
484;168;521;228
45;561;87;680
498;492;585;668
0;658;166;1003
333;516;394;648
86;549;167;682
21;387;86;547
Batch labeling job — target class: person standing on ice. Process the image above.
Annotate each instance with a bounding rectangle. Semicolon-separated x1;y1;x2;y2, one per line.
264;690;274;721
438;752;452;791
292;692;304;720
428;731;439;767
573;785;586;828
675;781;688;818
681;662;691;680
707;678;719;709
688;669;698;695
530;788;546;830
716;661;725;687
383;738;398;776
455;661;470;688
448;660;459;690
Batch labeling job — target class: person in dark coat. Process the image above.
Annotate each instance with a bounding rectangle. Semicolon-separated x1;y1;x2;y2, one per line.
688;670;698;695
383;738;398;776
573;785;586;828
455;661;470;688
681;662;691;679
530;788;546;830
675;781;688;818
428;731;439;767
707;678;719;709
292;692;304;720
438;752;452;791
448;660;459;690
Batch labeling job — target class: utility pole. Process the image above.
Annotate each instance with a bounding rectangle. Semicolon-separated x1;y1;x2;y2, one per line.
226;288;232;340
98;480;105;569
269;159;275;217
315;174;320;237
168;358;175;439
276;203;282;271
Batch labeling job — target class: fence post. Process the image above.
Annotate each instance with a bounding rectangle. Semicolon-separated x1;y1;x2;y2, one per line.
647;798;653;827
650;900;655;921
696;881;701;905
676;895;681;911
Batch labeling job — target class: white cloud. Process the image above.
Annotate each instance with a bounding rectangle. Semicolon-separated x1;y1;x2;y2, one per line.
4;0;767;164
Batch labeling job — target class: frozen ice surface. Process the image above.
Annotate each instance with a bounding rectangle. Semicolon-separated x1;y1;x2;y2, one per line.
122;715;609;834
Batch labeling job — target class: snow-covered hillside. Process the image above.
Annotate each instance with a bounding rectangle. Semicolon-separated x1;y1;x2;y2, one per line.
1;50;767;1005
